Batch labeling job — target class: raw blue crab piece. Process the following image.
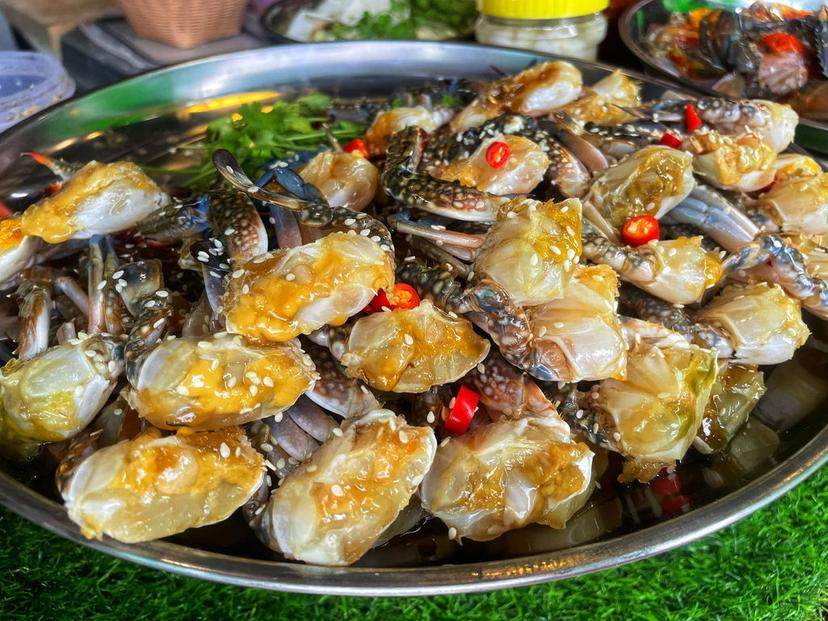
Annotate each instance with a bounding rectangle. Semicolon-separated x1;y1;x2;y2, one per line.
684;129;777;193
206;190;268;263
126;333;317;430
21;159;169;243
694;362;766;455
420;412;594;540
302;343;382;418
298;150;380;211
473;197;582;306
583;145;696;242
61;425;264;543
337;299;490;393
0;215;40;290
382;126;509;222
254;409;436;566
450;60;583;132
221;232;395;343
0;333;123;460
561;325;718;483
364;105;455;155
582;218;723;306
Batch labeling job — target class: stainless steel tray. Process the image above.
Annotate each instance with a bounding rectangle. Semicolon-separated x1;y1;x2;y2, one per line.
619;0;828;155
0;41;826;596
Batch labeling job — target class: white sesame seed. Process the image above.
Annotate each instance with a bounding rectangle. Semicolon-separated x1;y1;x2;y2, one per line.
344;218;356;226
219;442;231;458
307;464;318;472
242;285;250;294
331;484;344;497
263;376;274;387
232;269;244;279
332;427;344;437
153;318;165;329
550;245;562;255
176;385;189;395
96;281;107;291
613;432;622;441
118;279;127;289
360;229;370;236
224;228;236;236
249;384;258;396
477;363;485;374
440;437;451;447
553;322;564;329
427;411;436;424
398;430;409;443
156;290;169;298
370;235;381;243
448;527;457;539
285;273;296;281
276;458;286;469
403;333;414;346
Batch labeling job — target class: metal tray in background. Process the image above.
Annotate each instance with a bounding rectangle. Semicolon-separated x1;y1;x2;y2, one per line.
619;0;828;155
0;42;826;596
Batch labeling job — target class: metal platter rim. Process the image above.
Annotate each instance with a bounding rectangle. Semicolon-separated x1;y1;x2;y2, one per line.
0;40;825;595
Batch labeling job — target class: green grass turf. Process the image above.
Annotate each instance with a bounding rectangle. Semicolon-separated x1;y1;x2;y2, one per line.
1;467;826;621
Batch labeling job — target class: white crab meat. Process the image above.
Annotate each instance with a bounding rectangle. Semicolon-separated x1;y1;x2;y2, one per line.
0;215;39;289
686;130;776;193
584;145;695;241
262;409;436;565
526;264;627;382
695;282;809;365
435;134;550;195
340;300;489;393
299;151;380;211
223;232;394;342
755;173;828;235
633;236;723;305
474;197;582;305
22;161;169;243
62;426;264;543
0;335;122;458
128;333;317;430
591;330;718;482
420;413;594;541
451;61;583;132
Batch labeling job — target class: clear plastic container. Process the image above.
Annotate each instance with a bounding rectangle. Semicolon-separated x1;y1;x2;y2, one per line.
0;52;75;134
476;0;609;62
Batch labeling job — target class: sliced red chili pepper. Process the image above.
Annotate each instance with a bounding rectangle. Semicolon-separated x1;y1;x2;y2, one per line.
0;202;13;218
760;32;805;55
364;282;421;314
443;385;479;435
486;140;510;169
658;132;683;149
621;215;660;247
343;137;369;158
684;103;702;133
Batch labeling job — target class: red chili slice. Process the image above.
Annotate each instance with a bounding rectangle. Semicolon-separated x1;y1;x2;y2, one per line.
658;132;683;149
443;386;480;435
621;215;660;247
363;283;421;314
661;494;693;515
485;140;510;168
760;32;806;55
651;472;683;497
684;103;703;133
343;137;369;158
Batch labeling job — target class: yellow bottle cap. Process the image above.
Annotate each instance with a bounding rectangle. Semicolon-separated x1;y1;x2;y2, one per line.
479;0;609;19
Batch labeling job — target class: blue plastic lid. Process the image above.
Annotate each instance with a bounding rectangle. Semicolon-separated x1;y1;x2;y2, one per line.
0;52;75;133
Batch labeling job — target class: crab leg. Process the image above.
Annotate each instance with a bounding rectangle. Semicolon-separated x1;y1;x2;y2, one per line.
17;283;51;361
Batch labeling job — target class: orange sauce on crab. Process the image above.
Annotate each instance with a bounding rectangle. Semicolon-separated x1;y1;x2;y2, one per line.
133;339;316;430
0;215;25;250
116;427;263;499
21;161;161;243
703;251;723;289
224;232;394;342
308;417;432;563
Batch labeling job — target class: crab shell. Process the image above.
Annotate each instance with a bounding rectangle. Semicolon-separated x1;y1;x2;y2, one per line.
340;300;490;393
21;161;169;243
223;232;395;342
0;335;122;456
127;333;318;430
420;413;594;541
62;426;264;543
688;130;776;193
261;409;436;566
633;236;723;306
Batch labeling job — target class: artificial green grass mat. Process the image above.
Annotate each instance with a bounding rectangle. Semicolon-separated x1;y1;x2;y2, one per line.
1;467;826;621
